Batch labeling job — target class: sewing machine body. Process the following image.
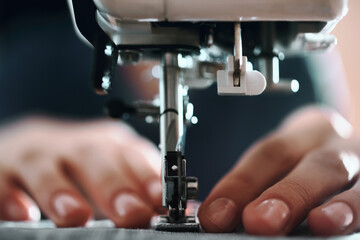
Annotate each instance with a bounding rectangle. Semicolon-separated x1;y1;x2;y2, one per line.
68;0;347;231
93;0;346;24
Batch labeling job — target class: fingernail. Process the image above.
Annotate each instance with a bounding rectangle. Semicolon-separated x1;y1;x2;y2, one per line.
28;206;41;221
205;198;238;230
2;197;38;221
147;180;162;202
53;193;81;217
321;202;353;231
254;199;290;231
114;193;145;218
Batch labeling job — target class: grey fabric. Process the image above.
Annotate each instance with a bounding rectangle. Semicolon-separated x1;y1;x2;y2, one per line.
0;220;359;240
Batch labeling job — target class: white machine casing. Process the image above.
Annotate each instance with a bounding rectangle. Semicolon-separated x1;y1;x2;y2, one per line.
93;0;347;29
69;0;348;95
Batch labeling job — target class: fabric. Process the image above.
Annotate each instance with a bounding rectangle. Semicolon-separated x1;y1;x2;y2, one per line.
0;220;359;240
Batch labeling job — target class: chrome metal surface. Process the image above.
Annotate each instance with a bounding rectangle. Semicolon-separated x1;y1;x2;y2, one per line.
159;53;184;156
159;52;185;207
233;23;242;87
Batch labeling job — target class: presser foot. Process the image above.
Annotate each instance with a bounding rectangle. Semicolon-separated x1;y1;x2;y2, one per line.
152;215;200;232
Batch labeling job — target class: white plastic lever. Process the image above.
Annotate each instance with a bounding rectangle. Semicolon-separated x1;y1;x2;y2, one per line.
217;56;266;96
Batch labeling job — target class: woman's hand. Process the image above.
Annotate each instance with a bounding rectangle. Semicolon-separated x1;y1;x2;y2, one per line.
0;117;161;228
198;106;360;236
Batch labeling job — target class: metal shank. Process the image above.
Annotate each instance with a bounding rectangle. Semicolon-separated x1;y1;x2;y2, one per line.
156;53;199;231
160;53;184;155
159;52;184;208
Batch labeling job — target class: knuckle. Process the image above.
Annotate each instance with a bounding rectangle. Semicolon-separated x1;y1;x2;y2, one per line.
227;174;259;198
74;143;109;167
276;179;314;208
16;155;62;185
12;147;48;170
76;142;98;157
19;149;44;165
31;170;63;192
305;148;345;175
228;172;254;189
98;172;119;186
257;135;297;167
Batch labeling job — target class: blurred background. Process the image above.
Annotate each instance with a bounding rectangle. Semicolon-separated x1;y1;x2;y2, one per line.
333;0;360;132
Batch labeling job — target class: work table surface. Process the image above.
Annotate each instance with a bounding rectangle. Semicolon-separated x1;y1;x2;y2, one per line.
0;220;359;240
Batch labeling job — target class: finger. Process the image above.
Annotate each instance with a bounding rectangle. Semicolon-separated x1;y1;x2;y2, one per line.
198;108;340;233
116;137;162;210
242;148;359;235
14;155;92;227
70;120;162;209
64;146;154;228
0;177;40;221
308;155;360;236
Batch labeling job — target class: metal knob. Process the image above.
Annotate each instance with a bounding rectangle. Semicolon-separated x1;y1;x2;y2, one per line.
186;177;198;200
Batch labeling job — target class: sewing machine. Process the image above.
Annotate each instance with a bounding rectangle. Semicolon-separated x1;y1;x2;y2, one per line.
68;0;348;232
